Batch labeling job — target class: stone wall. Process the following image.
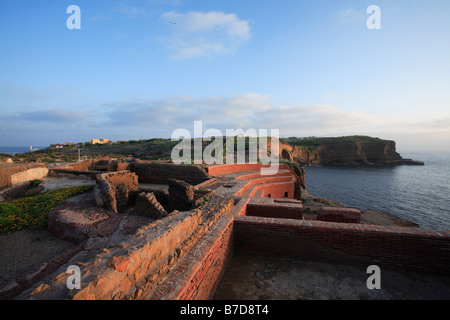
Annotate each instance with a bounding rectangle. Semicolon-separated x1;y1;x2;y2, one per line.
246;202;303;220
167;179;195;211
9;167;49;186
0;163;48;190
129;163;210;185
94;171;139;213
16;196;234;300
133;192;168;219
234;216;450;275
250;182;295;199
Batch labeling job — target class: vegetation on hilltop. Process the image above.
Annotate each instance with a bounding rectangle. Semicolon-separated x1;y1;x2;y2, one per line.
280;136;385;151
0;136;389;163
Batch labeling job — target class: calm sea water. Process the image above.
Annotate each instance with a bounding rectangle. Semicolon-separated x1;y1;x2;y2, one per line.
304;152;450;231
0;146;46;154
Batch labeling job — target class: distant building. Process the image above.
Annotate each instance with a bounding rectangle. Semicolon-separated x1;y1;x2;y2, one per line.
90;139;110;145
50;144;64;149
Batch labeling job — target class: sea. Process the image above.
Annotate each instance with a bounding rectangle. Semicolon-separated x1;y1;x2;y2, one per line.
0;146;47;154
2;146;449;230
304;152;450;231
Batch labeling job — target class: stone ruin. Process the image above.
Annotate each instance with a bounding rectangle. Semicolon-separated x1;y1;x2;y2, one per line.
0;158;449;300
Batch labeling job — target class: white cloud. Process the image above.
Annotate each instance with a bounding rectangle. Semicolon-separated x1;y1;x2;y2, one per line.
3;93;450;151
100;93;382;138
160;11;251;59
337;8;365;24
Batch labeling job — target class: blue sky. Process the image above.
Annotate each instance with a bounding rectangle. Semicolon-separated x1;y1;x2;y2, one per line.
0;0;449;152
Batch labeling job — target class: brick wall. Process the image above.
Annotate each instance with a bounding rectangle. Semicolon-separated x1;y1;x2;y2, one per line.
49;168;100;179
94;171;139;213
207;163;292;176
107;162;131;172
246;203;303;220
235;176;293;196
236;171;292;180
16;197;235;300
250;182;295;199
150;215;234;300
130;163;210;185
234;216;450;275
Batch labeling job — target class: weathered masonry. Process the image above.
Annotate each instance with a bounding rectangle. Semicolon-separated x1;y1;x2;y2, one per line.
1;160;449;300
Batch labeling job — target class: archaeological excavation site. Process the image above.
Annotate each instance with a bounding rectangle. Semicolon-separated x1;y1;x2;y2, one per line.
0;157;449;300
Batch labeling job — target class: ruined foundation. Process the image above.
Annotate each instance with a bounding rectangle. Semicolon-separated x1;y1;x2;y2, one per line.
0;159;449;300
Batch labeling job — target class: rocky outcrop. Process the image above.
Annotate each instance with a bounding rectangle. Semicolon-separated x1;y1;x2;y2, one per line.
47;192;121;244
279;138;424;166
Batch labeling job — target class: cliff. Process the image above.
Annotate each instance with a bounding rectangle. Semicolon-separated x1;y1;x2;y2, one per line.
279;136;424;166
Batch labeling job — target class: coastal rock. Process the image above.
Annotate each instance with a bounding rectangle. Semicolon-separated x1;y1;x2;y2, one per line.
279;138;424;166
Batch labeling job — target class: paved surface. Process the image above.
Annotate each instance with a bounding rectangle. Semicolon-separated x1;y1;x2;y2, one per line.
213;253;450;300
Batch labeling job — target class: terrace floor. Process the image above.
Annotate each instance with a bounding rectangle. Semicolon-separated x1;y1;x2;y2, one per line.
213;253;450;300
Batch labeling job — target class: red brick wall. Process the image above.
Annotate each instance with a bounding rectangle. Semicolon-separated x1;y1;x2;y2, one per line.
246;203;303;220
250;182;295;199
236;171;292;180
150;215;234;300
180;217;233;300
235;177;293;196
130;163;210;185
234;216;450;275
207;163;292;176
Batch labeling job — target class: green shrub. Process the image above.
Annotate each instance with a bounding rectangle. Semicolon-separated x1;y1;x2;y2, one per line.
0;185;93;234
41;158;56;163
27;179;42;190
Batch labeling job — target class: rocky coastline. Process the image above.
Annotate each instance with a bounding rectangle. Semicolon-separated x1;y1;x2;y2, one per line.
301;188;420;228
279;137;425;167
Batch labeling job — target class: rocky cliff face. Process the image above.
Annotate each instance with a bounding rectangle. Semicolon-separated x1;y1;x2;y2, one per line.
279;139;424;166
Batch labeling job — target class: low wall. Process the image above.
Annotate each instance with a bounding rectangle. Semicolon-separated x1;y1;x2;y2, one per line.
10;167;49;185
207;163;291;176
250;182;295;199
150;214;234;300
17;209;204;300
235;176;293;196
49;169;101;180
94;171;139;213
234;216;450;275
129;163;210;185
0;164;48;190
16;196;235;300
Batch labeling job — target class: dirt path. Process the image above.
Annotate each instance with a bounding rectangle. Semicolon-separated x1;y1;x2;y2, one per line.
0;230;76;289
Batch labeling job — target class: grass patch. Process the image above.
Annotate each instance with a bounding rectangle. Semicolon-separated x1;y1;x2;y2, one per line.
0;185;93;234
41;158;56;163
27;179;42;190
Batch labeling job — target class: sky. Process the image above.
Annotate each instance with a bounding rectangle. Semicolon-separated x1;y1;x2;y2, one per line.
0;0;449;153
